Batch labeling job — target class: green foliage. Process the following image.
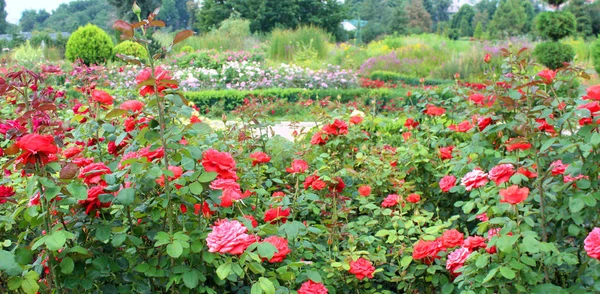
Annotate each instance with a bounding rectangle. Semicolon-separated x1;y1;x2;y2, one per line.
533;41;575;69
369;70;452;86
179;45;194;54
22;0;115;33
107;0;160;23
452;4;475;37
535;11;577;41
65;24;114;65
157;0;190;30
268;26;330;61
0;0;6;34
474;22;484;39
114;41;148;60
19;9;49;32
186;88;409;111
490;0;528;37
406;0;432;34
593;37;600;74
179;17;259;51
11;41;44;65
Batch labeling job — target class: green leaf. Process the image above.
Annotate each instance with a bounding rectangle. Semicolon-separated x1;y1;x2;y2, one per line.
305;271;322;283
258;277;275;294
189;181;203;195
116;188;135;205
102;123;116;133
251;283;263;294
400;256;412;268
105;109;128;119
198;172;218;183
111;234;127;247
499;266;516;280
216;262;232;280
167;242;183;258
482;267;498;284
442;283;454;294
591;132;600;146
7;277;22;290
182;270;199;289
46;231;66;251
60;257;74;274
476;254;488;268
257;242;277;260
569;197;585;213
95;225;111;242
21;271;39;294
531;284;567;294
0;250;20;275
67;182;88;201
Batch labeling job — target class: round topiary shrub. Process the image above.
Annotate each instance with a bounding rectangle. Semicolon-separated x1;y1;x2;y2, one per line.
533;41;575;70
65;24;114;65
593;37;600;74
114;41;148;60
535;11;576;41
179;45;194;54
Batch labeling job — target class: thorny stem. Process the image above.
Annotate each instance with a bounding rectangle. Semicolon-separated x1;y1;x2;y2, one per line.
37;164;62;293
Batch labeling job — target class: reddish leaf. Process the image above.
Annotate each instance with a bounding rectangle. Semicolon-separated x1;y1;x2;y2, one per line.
113;20;134;38
60;163;79;180
131;21;147;29
136;79;156;89
4;144;19;155
115;54;142;66
38;103;57;111
149;20;165;28
148;7;161;21
173;30;195;46
105;109;128;119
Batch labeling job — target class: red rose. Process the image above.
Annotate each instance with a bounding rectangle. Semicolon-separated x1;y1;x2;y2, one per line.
484;53;491;63
404;118;419;129
91;89;114;106
412;239;442;263
79;185;111;215
206;219;258;255
202;149;238;180
358;185;371;197
349;115;363;125
441;229;464;249
584;227;600;259
477;117;493;131
463;236;487;250
0;185;15;204
424;104;445;116
120;100;145;112
298;280;328;294
15;134;59;165
537;69;556;84
243;215;258;228
381;194;400;207
499;185;529;205
78;162;111;186
448;121;473;132
249;152;271;166
518;167;538;178
155;166;183;187
310;131;328;145
439;146;454;160
550;160;568;176
488;164;515;186
406;193;420;203
136;66;178;96
210;178;245;207
468;94;485;105
262;236;292;263
286;159;308;174
505;138;531;151
63;146;83;159
304;175;326;191
585;85;600;100
264;207;290;224
349;257;375;280
439;175;457;192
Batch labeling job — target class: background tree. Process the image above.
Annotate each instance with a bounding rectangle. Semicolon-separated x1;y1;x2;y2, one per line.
405;0;432;34
0;0;8;34
591;0;600;36
19;10;40;32
566;0;593;36
489;0;528;37
40;0;115;33
108;0;160;23
451;4;475;37
423;0;452;27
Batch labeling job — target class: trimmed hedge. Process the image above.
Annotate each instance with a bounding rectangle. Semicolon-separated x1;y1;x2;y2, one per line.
369;71;453;86
186;88;408;111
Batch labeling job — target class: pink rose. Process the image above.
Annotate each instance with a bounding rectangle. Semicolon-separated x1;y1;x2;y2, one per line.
488;164;515;186
206;219;257;255
439;175;457;192
584;227;600;260
446;247;471;276
461;169;489;191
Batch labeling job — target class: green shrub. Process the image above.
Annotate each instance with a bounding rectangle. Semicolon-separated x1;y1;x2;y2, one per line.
535;11;577;41
114;41;148;60
12;41;44;65
593;37;600;74
369;71;452;86
65;24;114;65
269;26;330;61
179;45;194;54
533;41;575;69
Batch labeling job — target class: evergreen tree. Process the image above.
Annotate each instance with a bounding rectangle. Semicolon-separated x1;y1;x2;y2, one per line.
0;0;7;34
473;21;484;39
406;0;432;34
567;0;593;36
490;0;528;37
159;0;181;29
451;4;475;37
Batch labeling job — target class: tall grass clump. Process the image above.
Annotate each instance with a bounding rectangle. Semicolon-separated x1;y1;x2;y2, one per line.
268;26;330;61
12;41;44;66
170;18;262;52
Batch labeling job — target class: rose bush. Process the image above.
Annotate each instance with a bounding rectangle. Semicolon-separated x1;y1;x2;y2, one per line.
0;10;599;294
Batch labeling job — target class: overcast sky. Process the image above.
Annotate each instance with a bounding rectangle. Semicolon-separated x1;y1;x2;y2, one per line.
6;0;72;24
